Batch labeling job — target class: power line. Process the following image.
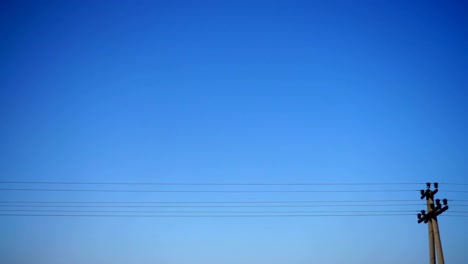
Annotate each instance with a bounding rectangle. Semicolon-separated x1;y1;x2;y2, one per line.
0;199;462;206
440;183;468;186
1;181;465;186
0;213;421;217
0;213;467;218
3;209;466;213
0;188;420;193
0;204;441;208
0;181;426;186
0;199;424;204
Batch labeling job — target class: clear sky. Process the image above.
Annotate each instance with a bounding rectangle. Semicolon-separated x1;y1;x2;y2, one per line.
0;0;467;264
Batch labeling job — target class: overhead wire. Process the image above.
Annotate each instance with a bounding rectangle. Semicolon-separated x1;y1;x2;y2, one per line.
0;188;421;193
0;204;433;208
0;199;426;204
0;181;426;185
2;209;467;214
1;214;467;218
0;181;465;186
1;181;465;218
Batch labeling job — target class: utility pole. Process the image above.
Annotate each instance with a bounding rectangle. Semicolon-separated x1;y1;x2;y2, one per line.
425;188;435;264
417;182;449;264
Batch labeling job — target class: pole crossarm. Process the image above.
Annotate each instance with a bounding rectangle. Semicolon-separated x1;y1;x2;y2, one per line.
417;183;449;224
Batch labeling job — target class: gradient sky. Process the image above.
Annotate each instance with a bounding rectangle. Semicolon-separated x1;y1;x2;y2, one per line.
0;1;467;264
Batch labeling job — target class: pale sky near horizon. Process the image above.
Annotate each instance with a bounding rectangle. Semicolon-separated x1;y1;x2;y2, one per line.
1;1;467;264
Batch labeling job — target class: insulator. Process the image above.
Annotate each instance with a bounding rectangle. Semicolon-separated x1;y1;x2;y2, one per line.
443;199;448;205
426;182;431;189
434;182;439;188
420;190;426;199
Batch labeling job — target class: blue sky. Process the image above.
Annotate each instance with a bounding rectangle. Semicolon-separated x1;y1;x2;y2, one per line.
0;1;467;264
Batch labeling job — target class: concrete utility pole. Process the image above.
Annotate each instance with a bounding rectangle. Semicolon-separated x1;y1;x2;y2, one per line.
426;194;435;264
417;182;449;264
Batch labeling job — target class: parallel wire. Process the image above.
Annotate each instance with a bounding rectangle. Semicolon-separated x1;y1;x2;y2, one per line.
1;182;465;217
0;200;464;205
0;181;426;185
1;181;465;186
0;204;431;208
0;214;467;218
0;213;421;217
2;209;467;213
0;188;420;193
0;199;424;204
